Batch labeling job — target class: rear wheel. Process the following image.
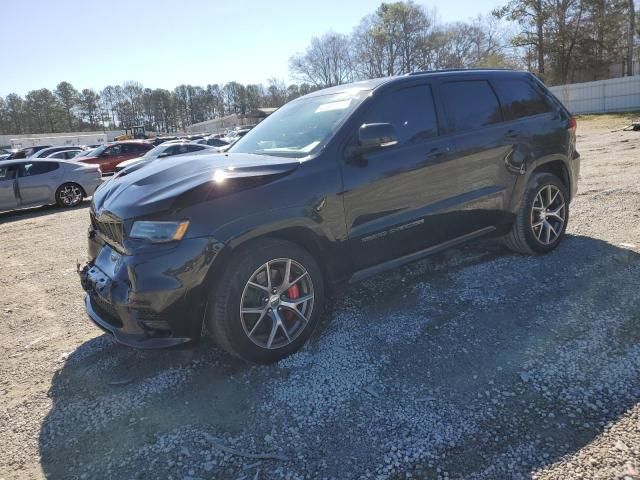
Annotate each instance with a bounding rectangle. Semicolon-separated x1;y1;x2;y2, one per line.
207;238;324;363
505;173;569;254
55;183;84;208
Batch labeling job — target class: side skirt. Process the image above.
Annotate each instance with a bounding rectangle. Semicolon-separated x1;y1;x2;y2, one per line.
348;226;496;283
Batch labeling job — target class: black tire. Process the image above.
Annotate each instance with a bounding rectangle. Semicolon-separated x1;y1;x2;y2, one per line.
55;182;85;208
206;238;324;364
504;173;570;254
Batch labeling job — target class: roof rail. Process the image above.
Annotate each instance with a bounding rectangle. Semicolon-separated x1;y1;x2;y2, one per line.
406;67;512;76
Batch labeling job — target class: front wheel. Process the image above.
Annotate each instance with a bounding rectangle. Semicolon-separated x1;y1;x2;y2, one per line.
55;183;84;208
505;173;570;254
207;238;324;364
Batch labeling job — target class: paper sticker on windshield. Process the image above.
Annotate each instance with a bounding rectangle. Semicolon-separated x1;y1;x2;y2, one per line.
315;99;351;113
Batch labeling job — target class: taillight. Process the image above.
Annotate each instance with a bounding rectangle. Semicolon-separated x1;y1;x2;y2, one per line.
568;117;577;133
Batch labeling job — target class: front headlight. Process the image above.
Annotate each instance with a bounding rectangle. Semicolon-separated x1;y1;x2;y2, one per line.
129;221;190;242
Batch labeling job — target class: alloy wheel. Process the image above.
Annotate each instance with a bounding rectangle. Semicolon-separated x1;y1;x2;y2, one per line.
240;258;314;349
58;185;82;206
531;184;566;245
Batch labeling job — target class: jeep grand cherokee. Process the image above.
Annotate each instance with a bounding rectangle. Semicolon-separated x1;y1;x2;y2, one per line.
79;69;579;363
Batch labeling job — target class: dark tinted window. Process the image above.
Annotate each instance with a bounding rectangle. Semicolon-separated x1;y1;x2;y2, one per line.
441;80;502;132
362;85;438;144
135;143;151;152
20;162;59;176
186;144;205;153
493;79;552;120
120;144;137;154
163;145;181;155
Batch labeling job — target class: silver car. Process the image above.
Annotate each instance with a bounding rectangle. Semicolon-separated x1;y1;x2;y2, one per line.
46;150;84;160
0;159;101;213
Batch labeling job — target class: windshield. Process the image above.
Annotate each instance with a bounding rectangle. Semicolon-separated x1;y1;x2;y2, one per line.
83;145;107;157
229;90;369;158
142;144;169;159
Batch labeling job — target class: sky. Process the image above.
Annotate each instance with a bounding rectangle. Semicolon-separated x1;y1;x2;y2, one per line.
0;0;505;97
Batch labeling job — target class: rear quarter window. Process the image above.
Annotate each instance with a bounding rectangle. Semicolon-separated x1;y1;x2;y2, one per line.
492;78;552;121
440;80;502;132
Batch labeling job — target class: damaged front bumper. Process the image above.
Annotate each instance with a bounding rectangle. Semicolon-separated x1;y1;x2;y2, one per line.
79;233;223;349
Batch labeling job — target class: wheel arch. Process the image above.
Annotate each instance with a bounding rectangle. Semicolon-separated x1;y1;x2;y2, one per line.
205;223;340;303
530;158;571;197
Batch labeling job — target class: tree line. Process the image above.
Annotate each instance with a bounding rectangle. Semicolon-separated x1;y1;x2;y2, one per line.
290;0;638;88
1;0;637;136
0;79;318;136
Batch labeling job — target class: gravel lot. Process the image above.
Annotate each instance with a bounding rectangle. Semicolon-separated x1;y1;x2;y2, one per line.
1;114;639;480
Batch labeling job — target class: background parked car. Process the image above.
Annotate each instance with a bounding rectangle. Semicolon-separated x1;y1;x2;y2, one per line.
46;150;84;160
195;136;229;147
114;142;219;172
75;141;153;174
30;146;86;159
0;159;101;212
0;148;12;161
6;145;53;160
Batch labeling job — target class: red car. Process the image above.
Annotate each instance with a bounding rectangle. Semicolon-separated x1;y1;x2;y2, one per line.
76;141;154;174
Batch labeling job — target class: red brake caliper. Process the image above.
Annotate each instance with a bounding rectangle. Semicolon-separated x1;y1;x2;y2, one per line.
284;281;300;321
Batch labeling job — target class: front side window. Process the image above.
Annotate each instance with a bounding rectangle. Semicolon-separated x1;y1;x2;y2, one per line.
492;79;552;121
184;144;205;153
360;85;438;144
441;80;503;132
106;145;122;156
230;90;370;158
20;162;59;176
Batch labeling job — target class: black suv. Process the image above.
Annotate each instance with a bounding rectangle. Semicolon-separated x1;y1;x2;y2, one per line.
80;69;579;363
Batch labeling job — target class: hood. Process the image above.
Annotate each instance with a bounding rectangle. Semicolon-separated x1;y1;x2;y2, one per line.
92;152;300;220
116;156;144;169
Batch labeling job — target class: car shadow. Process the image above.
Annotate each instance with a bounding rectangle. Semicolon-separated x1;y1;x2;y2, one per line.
38;234;640;479
0;200;90;224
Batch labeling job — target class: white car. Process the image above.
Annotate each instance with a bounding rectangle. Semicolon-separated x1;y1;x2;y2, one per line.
30;146;86;159
0;159;101;212
46;150;84;160
114;142;219;172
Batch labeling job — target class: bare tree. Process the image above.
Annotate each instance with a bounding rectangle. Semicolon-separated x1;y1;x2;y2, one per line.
289;32;353;87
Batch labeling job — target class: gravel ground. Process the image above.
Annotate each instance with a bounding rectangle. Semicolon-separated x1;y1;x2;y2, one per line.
1;114;639;480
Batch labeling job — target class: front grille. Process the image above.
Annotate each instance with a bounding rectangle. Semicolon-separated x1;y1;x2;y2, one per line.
91;211;124;246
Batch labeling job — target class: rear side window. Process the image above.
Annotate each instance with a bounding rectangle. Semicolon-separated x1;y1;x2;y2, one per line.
492;79;552;120
20;162;59;176
362;85;438;144
441;80;502;132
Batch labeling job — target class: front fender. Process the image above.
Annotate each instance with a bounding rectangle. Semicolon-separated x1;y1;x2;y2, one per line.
210;204;350;284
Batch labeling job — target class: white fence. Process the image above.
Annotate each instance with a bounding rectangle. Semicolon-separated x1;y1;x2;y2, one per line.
549;75;640;114
0;130;125;149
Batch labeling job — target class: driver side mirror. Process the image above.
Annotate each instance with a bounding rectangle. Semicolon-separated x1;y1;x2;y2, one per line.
358;123;398;150
157;152;171;158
